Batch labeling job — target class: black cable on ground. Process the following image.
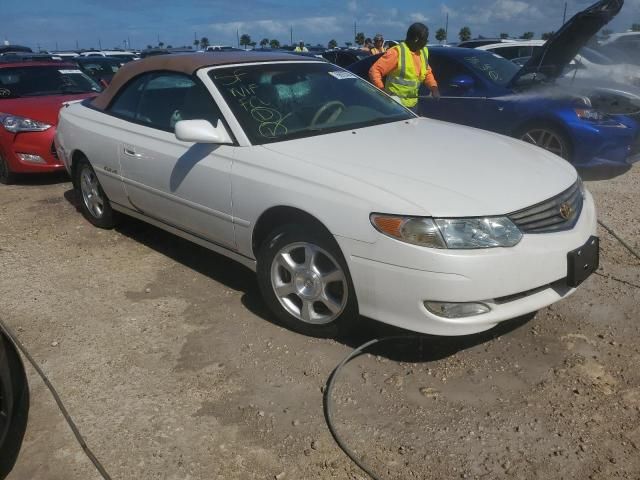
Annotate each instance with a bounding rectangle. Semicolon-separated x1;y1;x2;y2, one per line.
598;220;640;261
0;317;113;480
323;335;422;480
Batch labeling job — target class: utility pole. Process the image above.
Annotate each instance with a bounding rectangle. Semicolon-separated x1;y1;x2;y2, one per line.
445;12;449;42
237;28;240;48
98;38;102;49
76;39;79;50
157;33;160;45
290;26;293;46
562;2;568;25
128;36;131;50
354;21;357;41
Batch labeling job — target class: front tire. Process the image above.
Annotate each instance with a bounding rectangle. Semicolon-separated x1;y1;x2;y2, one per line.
517;125;572;161
74;159;116;228
257;224;359;338
0;153;15;185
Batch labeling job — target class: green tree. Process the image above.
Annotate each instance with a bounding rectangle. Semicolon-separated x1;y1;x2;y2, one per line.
167;44;173;48
458;26;471;42
200;37;209;48
345;41;353;47
500;32;509;39
260;38;269;48
240;34;252;49
269;39;281;48
193;39;200;47
435;28;447;43
328;39;338;49
146;44;153;49
541;31;555;40
520;32;535;40
158;41;165;48
249;41;257;49
632;23;640;32
355;32;365;46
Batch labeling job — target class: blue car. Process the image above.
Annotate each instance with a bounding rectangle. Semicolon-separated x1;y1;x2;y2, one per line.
348;0;638;170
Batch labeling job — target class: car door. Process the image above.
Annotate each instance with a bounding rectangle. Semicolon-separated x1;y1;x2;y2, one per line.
109;72;235;248
423;56;512;134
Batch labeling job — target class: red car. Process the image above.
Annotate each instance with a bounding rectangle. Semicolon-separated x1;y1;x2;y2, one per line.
0;61;100;184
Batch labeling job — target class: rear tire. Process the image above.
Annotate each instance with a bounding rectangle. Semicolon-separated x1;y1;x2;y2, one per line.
0;153;15;185
74;158;117;228
257;224;359;338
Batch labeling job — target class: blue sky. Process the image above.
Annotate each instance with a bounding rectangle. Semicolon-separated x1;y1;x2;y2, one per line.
2;0;639;51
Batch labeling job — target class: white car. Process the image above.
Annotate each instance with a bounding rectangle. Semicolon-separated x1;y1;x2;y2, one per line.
55;52;599;337
477;40;640;85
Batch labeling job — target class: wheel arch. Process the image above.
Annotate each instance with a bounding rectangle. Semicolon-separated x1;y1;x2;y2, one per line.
70;150;89;188
251;206;336;258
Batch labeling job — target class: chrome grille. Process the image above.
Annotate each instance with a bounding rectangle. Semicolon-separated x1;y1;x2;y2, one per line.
508;181;583;234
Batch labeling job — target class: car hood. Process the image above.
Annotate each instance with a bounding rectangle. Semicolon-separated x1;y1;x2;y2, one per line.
511;0;623;86
0;93;95;125
263;118;577;217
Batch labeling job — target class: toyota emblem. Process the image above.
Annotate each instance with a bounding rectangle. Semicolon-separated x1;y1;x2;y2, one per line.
559;202;574;220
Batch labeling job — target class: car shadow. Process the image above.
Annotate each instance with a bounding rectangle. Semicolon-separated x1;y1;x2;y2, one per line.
62;190;535;363
577;164;633;181
9;171;70;186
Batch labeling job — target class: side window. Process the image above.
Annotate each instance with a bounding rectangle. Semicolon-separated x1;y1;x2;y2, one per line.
108;74;150;120
490;46;520;60
136;73;221;132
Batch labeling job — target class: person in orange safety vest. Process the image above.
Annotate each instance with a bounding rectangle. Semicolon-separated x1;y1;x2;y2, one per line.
369;23;440;113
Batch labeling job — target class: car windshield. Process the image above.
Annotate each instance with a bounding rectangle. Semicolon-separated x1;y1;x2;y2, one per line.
460;51;520;86
0;66;101;97
210;62;412;144
578;47;616;65
79;59;123;75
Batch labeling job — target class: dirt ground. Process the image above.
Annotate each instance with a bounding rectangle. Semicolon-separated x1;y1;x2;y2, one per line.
1;164;639;480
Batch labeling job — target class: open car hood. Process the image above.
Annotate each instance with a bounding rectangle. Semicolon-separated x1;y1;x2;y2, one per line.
510;0;623;86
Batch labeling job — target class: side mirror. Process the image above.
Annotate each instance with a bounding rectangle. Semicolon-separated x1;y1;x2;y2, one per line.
449;74;475;91
175;119;233;145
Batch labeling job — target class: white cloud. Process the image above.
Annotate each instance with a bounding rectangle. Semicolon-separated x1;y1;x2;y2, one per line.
409;12;429;23
347;0;357;13
206;16;342;40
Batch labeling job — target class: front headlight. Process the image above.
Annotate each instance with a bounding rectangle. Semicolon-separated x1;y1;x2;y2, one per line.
0;113;52;133
371;214;522;249
574;108;605;122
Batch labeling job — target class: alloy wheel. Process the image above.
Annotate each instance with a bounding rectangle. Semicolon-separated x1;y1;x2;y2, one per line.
520;129;567;158
80;165;105;219
270;242;348;325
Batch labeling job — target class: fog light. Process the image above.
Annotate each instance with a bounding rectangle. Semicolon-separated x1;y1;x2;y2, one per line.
17;153;46;164
424;301;491;319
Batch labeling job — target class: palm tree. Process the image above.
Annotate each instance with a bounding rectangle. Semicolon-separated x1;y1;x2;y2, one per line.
435;28;447;44
240;34;251;50
328;39;338;49
269;39;281;48
260;38;269;48
541;32;555;40
500;33;509;39
158;41;165;48
355;32;365;46
520;32;535;40
193;39;200;48
458;27;471;42
200;37;209;49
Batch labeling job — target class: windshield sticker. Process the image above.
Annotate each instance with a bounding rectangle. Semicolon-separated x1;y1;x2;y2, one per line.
0;88;10;97
328;70;357;80
58;69;82;74
214;69;290;139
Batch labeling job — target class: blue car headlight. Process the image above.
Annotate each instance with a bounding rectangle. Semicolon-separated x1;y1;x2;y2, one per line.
575;108;605;122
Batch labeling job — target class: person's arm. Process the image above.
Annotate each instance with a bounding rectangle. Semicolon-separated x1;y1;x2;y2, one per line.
368;49;399;90
423;64;440;99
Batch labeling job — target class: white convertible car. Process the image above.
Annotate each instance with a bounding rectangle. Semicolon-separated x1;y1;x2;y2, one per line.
55;52;599;337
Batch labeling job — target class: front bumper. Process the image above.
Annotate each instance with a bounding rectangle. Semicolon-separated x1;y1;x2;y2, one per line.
0;128;66;174
336;191;598;336
570;117;639;168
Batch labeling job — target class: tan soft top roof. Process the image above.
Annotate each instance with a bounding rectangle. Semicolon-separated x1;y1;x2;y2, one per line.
92;52;319;110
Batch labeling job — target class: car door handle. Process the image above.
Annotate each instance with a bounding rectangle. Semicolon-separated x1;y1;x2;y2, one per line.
123;147;141;157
